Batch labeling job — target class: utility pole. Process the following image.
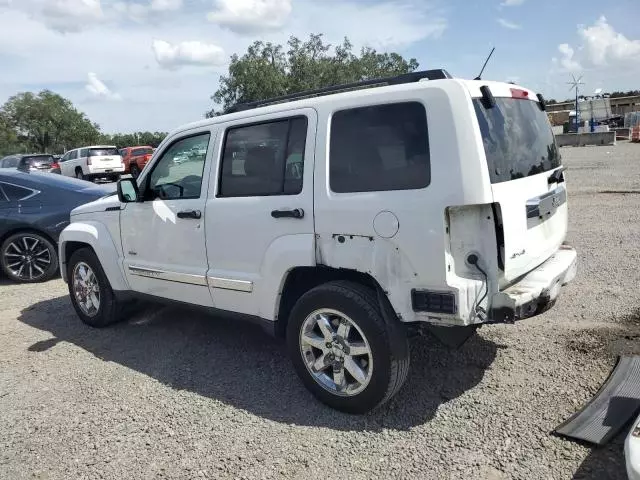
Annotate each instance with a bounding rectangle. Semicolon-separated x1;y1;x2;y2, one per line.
567;74;585;133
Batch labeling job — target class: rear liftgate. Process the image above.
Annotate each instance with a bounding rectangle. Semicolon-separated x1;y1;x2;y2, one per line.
554;356;640;446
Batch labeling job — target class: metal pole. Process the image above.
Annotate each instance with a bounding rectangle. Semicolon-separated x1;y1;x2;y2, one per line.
575;88;580;132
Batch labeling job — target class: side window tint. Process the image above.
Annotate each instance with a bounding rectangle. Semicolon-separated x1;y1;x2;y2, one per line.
147;133;210;200
3;157;19;168
68;150;78;160
1;183;34;201
219;116;308;197
329;102;430;193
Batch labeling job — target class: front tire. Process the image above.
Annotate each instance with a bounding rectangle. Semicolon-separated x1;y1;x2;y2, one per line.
286;281;410;414
0;232;58;283
67;248;123;328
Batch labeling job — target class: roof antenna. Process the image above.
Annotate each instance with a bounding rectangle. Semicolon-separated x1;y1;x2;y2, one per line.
474;47;495;81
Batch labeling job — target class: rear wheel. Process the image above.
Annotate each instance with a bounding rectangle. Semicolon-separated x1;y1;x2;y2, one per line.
287;281;410;413
67;248;123;328
75;169;84;180
129;164;140;178
0;232;58;283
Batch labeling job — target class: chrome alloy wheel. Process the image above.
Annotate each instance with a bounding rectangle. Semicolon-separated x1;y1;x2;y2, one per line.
299;309;373;396
72;262;100;317
3;235;52;281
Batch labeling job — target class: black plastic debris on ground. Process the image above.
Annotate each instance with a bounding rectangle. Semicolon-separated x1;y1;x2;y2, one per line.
554;356;640;446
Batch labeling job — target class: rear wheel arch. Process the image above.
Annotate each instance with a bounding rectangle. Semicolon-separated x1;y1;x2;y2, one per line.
275;266;397;338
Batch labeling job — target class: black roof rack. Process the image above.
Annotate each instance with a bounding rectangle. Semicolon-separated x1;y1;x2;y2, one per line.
227;68;452;113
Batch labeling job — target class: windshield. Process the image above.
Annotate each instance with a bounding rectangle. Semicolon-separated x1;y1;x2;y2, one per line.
88;148;119;157
473;98;561;184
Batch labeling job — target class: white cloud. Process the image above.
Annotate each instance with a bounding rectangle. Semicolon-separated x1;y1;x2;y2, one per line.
497;18;520;30
578;16;640;66
552;43;583;72
29;0;103;33
501;0;525;6
207;0;292;34
153;40;226;69
150;0;182;11
86;72;122;100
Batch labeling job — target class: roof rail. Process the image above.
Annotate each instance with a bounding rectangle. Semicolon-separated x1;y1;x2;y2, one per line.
227;68;452;113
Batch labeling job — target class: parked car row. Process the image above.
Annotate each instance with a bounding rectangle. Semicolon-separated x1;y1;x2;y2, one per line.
1;144;156;182
0;169;113;282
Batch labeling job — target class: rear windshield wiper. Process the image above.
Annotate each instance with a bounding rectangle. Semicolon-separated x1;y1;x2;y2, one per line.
548;166;566;185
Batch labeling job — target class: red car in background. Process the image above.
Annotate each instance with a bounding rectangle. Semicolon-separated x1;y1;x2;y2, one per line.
119;146;154;178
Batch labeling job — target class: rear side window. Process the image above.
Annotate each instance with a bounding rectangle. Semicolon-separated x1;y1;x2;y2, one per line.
89;148;119;157
1;183;35;201
473;98;561;184
330;102;430;193
219;117;308;197
80;148;88;158
2;157;19;168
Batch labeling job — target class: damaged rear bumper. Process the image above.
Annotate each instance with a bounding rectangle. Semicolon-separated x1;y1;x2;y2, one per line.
489;245;577;323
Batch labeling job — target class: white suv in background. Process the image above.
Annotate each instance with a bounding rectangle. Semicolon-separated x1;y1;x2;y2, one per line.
58;69;577;413
59;145;124;182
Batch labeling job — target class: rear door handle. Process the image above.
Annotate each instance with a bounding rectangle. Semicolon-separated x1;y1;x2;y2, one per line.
271;208;304;219
177;209;202;219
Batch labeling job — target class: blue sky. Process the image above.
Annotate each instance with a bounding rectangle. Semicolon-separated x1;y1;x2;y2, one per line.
0;0;638;133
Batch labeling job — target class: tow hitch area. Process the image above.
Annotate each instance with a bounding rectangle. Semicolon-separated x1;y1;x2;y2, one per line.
554;356;640;446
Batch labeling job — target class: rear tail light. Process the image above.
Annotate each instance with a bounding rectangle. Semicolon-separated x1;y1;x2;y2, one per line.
50;162;60;170
87;157;92;165
510;88;530;99
144;154;151;163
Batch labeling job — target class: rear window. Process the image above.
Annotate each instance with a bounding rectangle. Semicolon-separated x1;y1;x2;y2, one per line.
88;148;119;157
473;98;561;184
329;102;430;193
23;155;54;165
132;148;153;156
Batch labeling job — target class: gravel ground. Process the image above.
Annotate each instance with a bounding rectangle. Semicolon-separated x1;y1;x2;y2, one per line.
2;142;640;479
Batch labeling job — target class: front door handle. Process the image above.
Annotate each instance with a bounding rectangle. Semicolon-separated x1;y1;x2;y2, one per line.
177;209;202;219
271;208;304;219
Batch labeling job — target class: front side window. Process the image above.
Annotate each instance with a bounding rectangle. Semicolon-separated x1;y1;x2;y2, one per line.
146;133;210;200
219;116;308;197
330;102;430;193
69;150;78;160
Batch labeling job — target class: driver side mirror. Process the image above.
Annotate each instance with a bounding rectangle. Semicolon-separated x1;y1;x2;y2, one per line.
117;177;140;203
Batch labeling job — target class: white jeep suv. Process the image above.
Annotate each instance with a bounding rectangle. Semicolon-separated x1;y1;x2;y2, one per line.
58;70;577;413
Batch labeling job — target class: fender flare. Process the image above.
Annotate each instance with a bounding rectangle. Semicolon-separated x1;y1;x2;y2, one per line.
58;221;129;291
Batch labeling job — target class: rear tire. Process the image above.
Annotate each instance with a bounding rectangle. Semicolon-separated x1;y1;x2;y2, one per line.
0;232;58;283
286;281;410;413
75;169;84;180
67;248;123;328
129;164;140;178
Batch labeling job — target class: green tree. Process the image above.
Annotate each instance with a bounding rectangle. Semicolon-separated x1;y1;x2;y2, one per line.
1;90;101;154
99;131;167;148
207;34;419;116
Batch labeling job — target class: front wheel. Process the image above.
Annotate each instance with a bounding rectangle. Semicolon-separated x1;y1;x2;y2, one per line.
287;281;410;413
67;248;123;328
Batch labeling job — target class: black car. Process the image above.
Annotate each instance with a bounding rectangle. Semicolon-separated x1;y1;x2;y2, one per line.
0;154;61;174
0;169;114;283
